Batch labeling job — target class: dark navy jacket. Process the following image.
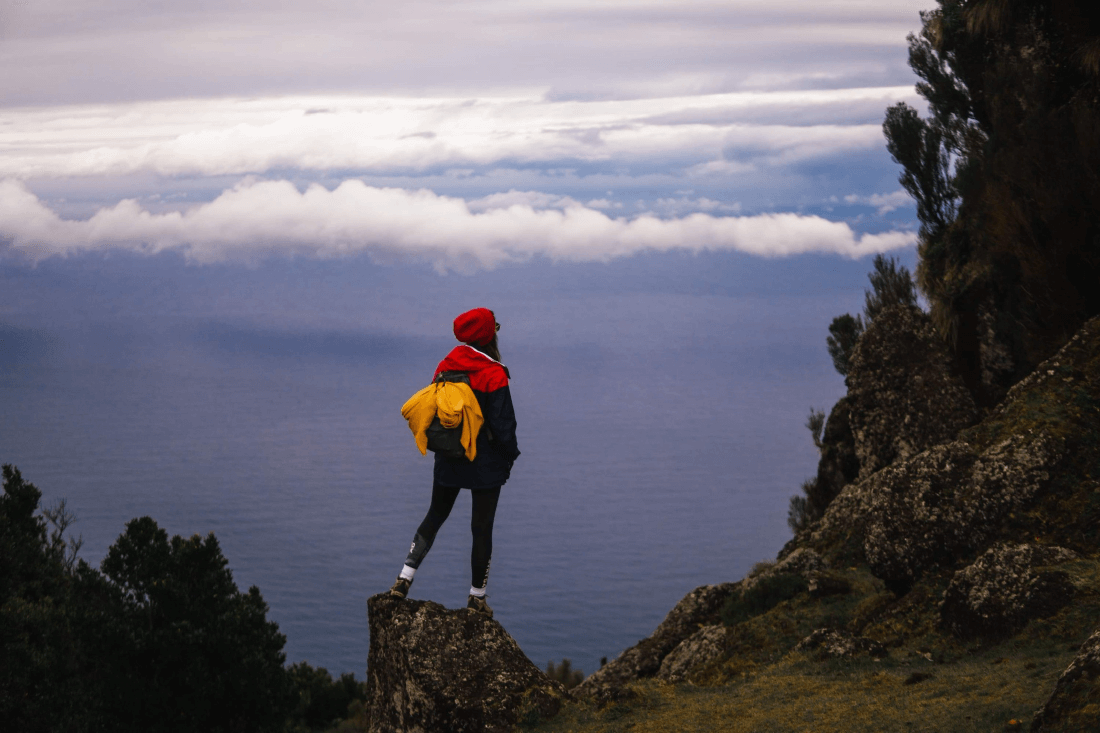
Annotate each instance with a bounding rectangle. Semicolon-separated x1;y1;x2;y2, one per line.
432;345;520;489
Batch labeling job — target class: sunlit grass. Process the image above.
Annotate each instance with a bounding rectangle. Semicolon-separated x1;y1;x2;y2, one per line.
530;640;1078;732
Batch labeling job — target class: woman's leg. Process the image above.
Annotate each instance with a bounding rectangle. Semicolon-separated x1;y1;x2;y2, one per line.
400;482;461;578
469;486;501;595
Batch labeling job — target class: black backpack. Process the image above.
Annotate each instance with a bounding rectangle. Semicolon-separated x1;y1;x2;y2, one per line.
425;371;472;459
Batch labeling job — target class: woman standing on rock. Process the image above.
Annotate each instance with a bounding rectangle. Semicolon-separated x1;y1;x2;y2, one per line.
390;307;520;616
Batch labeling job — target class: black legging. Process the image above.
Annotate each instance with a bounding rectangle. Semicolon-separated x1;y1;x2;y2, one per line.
404;481;501;590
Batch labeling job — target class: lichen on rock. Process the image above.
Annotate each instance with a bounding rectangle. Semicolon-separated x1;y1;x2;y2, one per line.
574;581;738;701
813;426;1064;590
794;628;887;660
365;594;568;732
657;625;731;683
940;543;1077;639
742;548;825;593
846;305;978;479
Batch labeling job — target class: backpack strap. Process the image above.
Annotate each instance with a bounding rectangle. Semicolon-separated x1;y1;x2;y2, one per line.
434;371;471;385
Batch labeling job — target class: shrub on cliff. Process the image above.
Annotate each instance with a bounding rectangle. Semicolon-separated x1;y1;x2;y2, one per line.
788;399;861;533
826;314;864;378
826;254;917;380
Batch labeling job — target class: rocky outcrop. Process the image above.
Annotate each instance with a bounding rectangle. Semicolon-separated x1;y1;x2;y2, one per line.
1032;628;1100;732
794;629;887;660
366;594;568;732
743;548;825;592
647;550;834;684
808;316;1100;592
574;582;738;701
815;428;1064;591
988;315;1100;425
847;305;978;479
940;543;1077;639
657;625;731;683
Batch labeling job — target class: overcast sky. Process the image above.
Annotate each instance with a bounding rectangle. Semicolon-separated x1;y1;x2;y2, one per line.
0;0;929;271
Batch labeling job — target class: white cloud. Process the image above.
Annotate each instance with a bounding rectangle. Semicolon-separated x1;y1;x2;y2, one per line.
0;89;918;180
650;197;742;215
0;178;915;271
843;189;912;214
466;190;583;213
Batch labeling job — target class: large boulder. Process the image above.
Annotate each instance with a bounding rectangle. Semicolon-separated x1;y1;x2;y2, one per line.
815;427;1064;591
574;581;738;701
657;625;731;683
366;594;568;733
940;543;1077;639
847;305;978;479
1032;628;1100;732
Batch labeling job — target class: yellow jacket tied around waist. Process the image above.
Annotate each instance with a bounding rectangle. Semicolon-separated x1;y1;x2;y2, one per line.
400;381;485;461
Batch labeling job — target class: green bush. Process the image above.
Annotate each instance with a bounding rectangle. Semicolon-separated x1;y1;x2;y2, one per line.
721;572;808;626
787;479;818;534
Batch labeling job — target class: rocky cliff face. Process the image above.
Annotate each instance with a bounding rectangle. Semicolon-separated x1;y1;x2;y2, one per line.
812;431;1065;593
846;305;978;479
365;594;568;732
561;314;1100;730
809;314;1100;594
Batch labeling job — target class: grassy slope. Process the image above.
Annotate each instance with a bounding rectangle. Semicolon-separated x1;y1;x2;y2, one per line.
529;321;1100;732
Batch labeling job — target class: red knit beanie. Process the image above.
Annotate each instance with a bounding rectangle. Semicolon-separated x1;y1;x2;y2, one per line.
453;308;496;346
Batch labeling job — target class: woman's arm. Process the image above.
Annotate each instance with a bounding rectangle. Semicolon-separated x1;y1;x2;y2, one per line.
482;385;520;463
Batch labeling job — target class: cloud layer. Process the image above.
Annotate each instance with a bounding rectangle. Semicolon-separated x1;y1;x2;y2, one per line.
1;88;919;181
0;1;925;271
1;1;929;105
0;178;915;270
